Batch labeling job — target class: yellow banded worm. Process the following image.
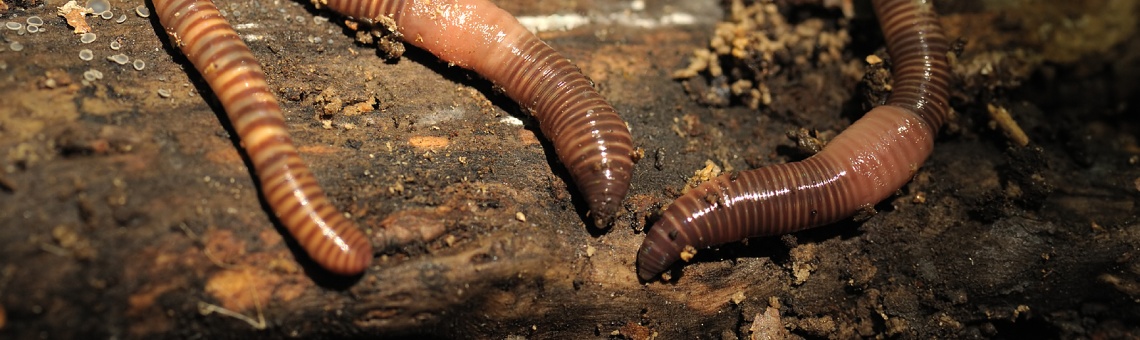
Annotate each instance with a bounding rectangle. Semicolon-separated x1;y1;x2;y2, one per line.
637;0;951;280
154;0;373;275
312;0;636;227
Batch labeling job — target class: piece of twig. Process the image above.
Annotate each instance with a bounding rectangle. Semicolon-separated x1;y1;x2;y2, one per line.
986;103;1030;147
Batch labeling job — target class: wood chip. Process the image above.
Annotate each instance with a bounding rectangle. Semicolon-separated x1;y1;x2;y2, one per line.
56;1;92;34
680;245;697;262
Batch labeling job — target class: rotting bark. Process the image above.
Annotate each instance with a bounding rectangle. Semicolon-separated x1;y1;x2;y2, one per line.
1;0;1138;339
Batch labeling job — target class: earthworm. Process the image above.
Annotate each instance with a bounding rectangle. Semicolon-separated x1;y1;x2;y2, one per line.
312;0;635;226
637;0;951;280
154;0;373;275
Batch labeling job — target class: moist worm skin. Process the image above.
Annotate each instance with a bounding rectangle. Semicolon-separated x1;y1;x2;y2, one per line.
313;0;636;226
154;0;373;275
637;0;951;281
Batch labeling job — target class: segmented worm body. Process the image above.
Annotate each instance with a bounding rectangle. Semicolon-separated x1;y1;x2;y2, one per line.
155;0;636;274
313;0;635;226
637;0;951;280
154;0;373;275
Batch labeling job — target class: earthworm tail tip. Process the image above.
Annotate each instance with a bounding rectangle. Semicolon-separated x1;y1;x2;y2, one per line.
637;227;679;281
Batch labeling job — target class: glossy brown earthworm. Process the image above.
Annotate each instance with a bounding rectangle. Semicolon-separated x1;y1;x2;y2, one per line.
154;0;373;275
313;0;636;227
637;0;951;280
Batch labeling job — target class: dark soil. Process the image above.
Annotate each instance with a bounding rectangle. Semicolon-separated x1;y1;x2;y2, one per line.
0;0;1137;339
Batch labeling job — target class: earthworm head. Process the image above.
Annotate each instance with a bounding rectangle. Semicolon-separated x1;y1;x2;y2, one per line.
588;197;620;228
572;153;633;228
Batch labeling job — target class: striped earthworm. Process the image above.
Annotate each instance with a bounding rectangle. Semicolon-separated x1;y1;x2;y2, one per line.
154;0;373;275
311;0;636;227
637;0;951;280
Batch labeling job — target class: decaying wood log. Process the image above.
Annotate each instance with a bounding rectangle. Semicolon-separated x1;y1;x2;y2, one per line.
2;0;1139;338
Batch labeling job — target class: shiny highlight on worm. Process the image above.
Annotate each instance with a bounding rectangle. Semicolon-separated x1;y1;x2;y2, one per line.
637;0;951;280
313;0;636;227
154;0;373;275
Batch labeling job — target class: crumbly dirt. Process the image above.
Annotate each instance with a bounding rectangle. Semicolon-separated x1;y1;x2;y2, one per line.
1;0;1138;339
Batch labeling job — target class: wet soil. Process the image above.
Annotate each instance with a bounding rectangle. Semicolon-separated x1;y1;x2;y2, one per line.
0;0;1138;339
